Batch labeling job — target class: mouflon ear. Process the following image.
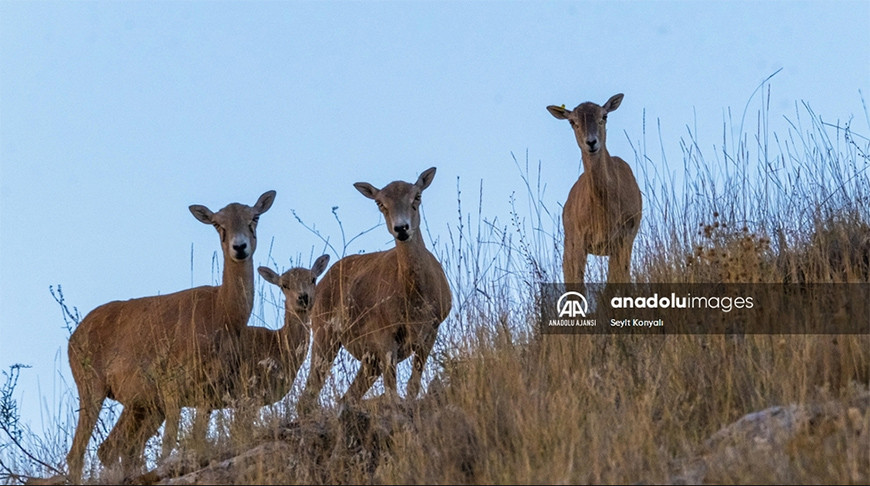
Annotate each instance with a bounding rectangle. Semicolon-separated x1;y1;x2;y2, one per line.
258;266;281;286
253;190;276;215
354;182;380;200
189;205;214;224
603;93;624;113
547;104;571;120
311;254;330;278
416;167;437;190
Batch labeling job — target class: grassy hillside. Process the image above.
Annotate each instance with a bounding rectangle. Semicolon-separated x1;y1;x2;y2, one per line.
2;98;868;484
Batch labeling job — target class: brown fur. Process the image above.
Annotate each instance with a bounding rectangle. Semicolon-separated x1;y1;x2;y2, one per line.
65;191;276;483
298;168;452;413
547;93;643;286
159;255;330;458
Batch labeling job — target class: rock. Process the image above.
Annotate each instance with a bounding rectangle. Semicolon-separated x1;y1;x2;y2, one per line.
670;391;869;484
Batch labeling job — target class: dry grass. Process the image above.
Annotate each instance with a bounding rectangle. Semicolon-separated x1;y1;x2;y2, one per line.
2;96;869;484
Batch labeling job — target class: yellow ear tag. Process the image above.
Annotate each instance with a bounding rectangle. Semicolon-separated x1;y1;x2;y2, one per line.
560;104;566;109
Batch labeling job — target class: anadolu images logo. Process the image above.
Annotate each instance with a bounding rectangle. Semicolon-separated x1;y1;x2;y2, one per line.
557;291;589;318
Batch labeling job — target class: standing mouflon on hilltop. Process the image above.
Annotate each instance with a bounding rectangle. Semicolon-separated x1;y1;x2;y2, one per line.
160;255;330;459
297;167;452;414
66;191;275;483
547;93;642;288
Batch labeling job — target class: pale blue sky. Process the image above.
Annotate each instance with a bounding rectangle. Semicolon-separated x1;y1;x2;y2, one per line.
1;1;868;435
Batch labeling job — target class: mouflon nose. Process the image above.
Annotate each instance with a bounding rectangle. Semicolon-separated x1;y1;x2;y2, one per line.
297;294;310;307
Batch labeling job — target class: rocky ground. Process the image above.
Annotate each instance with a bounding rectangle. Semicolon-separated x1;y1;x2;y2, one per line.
133;391;868;485
23;389;868;485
